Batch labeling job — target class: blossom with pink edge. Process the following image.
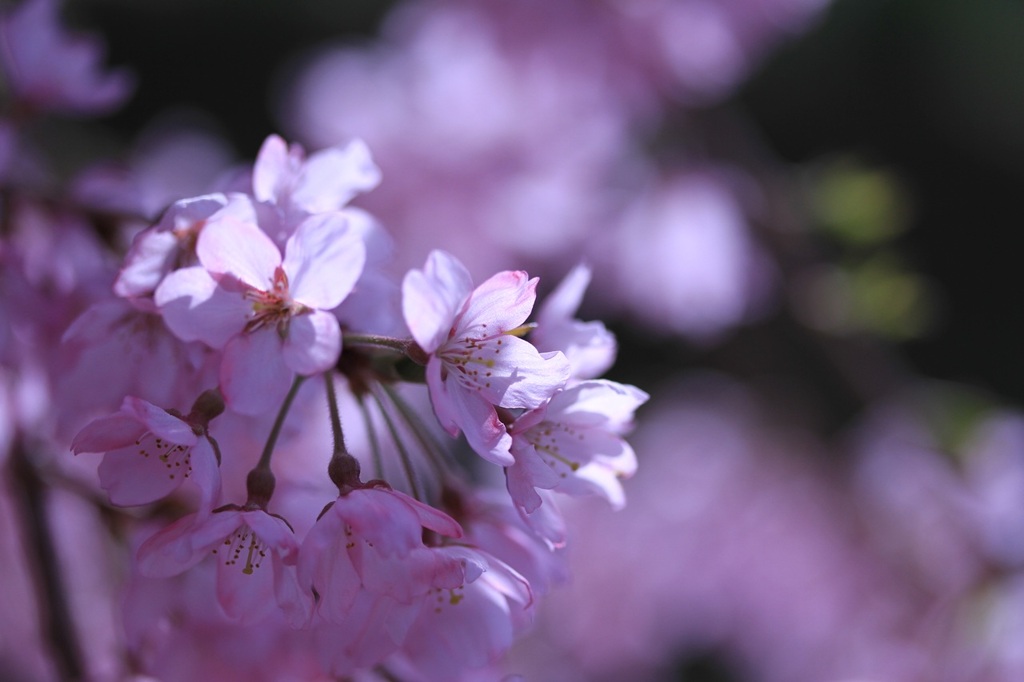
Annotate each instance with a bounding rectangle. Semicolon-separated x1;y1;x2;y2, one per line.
136;506;308;626
403;250;570;464
155;211;365;415
0;0;133;115
299;486;466;624
71;395;220;509
507;380;648;528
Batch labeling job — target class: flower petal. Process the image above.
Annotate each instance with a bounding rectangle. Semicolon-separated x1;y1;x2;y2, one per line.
444;373;513;466
220;331;294;416
282;213;365;310
458;269;536;332
252;134;294;205
71;413;145;454
291;138;381;212
402;250;473;352
121;396;197;445
136;510;243;578
98;441;185;506
282;310;341;376
155;265;248;348
196;217;280;290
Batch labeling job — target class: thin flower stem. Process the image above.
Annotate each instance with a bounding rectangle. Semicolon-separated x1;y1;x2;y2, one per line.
381;383;452;481
256;375;306;471
369;385;423;501
356;394;386;480
344;333;412;354
323;373;346;456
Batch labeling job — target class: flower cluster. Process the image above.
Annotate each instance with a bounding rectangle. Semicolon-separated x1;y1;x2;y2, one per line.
57;121;646;679
0;3;649;677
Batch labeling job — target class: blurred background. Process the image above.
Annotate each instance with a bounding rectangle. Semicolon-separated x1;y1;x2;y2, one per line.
5;0;1024;679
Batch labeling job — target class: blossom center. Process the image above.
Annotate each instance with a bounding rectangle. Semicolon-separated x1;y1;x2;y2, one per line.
212;525;268;575
526;422;581;473
135;432;194;481
243;266;309;335
438;329;506;389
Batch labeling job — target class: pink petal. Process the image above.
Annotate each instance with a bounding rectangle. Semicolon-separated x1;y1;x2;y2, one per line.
339;489;424;557
387;490;463;539
154;265;248;348
426;357;460;437
215;534;278;624
458;270;537;332
291;138;381;212
196;217;280;290
114;194;231;298
136;510;242;578
300;509;361;621
282;310;341;375
537;263;590;324
505;447;556;514
562;456;631;509
549;380;649;430
252;134;294;205
98;443;184;506
71;414;145;454
121;396;197;446
402;250;473;352
451;336;569;410
113;229;178;298
282;213;365;309
242;510;299;562
188;437;222;513
220;331;294;416
444;374;513;466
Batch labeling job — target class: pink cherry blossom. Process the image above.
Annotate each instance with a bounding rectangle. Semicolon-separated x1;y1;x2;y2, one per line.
506;380;647;533
299;487;465;623
71;395;220;509
114;193;252;300
452;487;569;591
136;506;308;626
388;546;533;680
402;250;570;464
0;0;133;115
155;211;365;414
252;134;381;233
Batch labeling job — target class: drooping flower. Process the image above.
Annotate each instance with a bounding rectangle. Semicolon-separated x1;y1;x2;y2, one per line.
299;486;466;623
386;545;533;680
402;250;570;464
506;379;648;529
155;211;365;414
71;394;220;508
136;506;308;626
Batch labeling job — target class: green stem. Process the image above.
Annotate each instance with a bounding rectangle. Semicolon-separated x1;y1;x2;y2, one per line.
370;385;423;501
356;394;386;480
381;383;451;481
256;375;305;471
